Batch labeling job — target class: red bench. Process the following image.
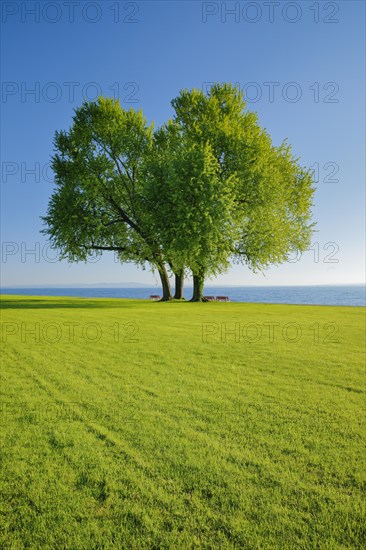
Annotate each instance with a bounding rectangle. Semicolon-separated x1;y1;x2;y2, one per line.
216;296;230;302
149;295;161;300
204;296;216;301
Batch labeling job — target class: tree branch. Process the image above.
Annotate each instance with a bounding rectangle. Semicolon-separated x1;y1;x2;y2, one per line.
82;244;151;263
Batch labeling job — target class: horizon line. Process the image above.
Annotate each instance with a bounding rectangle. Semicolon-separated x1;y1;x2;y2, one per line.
1;283;365;289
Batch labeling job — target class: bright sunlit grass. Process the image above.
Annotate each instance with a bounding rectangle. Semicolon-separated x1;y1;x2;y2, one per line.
1;295;365;548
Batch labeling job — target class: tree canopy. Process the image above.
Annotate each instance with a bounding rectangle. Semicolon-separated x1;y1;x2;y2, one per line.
42;84;315;301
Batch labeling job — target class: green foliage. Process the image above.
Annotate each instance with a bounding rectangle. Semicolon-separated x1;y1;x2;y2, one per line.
42;97;157;266
42;85;315;287
144;137;237;276
166;83;315;274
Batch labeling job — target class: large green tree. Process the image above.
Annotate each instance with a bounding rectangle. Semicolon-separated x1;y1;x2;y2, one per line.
43;85;315;302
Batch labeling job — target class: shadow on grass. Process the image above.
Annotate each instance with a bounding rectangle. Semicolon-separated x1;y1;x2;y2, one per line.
0;297;140;310
0;296;220;310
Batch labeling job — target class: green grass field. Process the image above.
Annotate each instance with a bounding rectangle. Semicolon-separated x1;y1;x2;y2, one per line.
0;294;365;549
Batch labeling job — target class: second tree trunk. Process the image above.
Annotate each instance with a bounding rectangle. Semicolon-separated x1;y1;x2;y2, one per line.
173;270;184;299
190;270;207;302
157;264;172;301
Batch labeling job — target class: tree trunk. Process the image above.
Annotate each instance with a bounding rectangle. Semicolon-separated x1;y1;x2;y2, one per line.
173;270;184;300
190;270;207;302
157;264;172;301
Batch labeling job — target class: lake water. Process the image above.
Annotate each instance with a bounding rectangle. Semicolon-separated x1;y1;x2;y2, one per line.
1;285;365;306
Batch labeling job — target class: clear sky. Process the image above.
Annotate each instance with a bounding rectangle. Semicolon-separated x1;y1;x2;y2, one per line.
1;0;365;287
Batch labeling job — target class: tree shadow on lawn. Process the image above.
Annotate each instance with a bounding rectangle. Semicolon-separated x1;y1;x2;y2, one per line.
0;297;139;310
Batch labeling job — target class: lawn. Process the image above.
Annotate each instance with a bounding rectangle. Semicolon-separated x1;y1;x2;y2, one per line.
0;295;365;549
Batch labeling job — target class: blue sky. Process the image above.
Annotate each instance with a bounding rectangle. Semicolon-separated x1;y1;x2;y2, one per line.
1;0;365;287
